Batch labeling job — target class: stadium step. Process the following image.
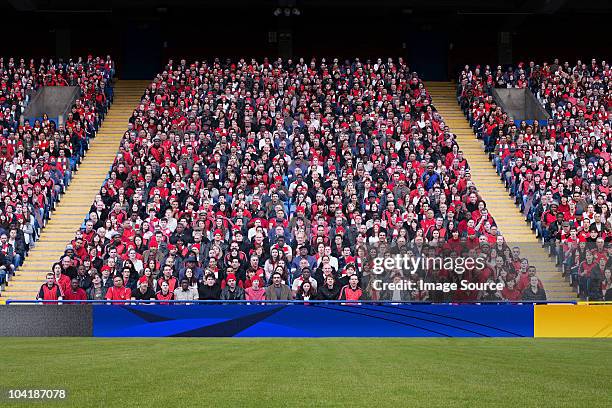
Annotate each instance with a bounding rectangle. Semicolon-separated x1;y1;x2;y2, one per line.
1;80;147;302
425;81;575;301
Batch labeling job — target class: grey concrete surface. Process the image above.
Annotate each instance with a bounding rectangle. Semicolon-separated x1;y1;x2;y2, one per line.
0;305;92;337
493;88;549;121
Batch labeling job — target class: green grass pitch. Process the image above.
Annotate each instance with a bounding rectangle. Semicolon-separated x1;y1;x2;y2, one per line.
2;338;611;407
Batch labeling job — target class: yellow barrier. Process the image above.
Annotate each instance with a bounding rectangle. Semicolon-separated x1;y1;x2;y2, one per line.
534;304;612;338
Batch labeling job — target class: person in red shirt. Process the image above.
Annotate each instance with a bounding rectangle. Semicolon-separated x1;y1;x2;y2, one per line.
63;278;87;303
52;262;71;296
37;273;63;303
578;250;597;299
501;279;522;301
105;275;132;303
155;281;174;304
517;265;543;292
339;275;364;301
157;265;178;293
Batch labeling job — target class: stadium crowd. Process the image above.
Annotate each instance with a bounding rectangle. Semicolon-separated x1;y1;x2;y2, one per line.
38;57;550;304
458;58;612;300
0;55;115;289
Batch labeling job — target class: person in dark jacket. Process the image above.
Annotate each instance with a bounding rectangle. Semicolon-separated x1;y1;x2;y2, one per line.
0;251;9;284
75;264;92;290
521;276;547;301
198;273;221;300
8;227;25;268
87;274;108;300
220;273;245;300
317;275;341;300
295;280;317;301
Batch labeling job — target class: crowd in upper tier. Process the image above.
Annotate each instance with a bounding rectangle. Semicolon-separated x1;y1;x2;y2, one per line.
458;58;612;300
37;57;550;304
0;56;115;289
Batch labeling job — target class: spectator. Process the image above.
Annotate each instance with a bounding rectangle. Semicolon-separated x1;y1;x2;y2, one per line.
265;272;292;300
75;264;92;290
379;274;411;301
63;278;87;303
60;254;77;279
0;233;15;275
245;274;266;301
522;275;547;301
317;275;341;300
339;275;365;301
87;273;107;300
155;280;174;304
105;275;131;302
220;273;245;300
295;280;317;301
138;267;158;292
601;269;612;299
198;273;221;300
501;278;522;301
182;268;199;291
0;249;8;286
132;279;155;301
174;278;198;302
121;267;137;291
52;261;71;296
100;267;114;288
36;272;63;302
158;265;178;293
291;267;317;297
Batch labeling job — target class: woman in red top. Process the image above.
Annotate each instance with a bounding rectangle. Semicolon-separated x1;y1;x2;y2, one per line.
245;275;266;301
501;279;522;301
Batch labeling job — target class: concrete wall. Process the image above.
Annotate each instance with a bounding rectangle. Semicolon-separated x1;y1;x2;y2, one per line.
493;88;549;122
23;86;81;126
0;305;92;336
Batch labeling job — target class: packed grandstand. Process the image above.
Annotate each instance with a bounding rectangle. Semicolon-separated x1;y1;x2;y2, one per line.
0;55;114;291
458;58;612;300
3;56;611;303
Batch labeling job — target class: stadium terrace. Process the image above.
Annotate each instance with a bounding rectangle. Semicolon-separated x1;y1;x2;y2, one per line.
19;57;561;304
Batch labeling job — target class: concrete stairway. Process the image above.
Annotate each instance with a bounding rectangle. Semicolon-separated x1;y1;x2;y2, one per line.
1;80;148;301
425;81;575;301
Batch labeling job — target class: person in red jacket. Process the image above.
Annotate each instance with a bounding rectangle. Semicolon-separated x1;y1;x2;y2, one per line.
339;275;365;301
245;274;266;301
155;281;174;304
501;279;522;301
63;278;88;303
37;273;63;303
52;262;71;296
157;265;178;293
105;275;131;303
